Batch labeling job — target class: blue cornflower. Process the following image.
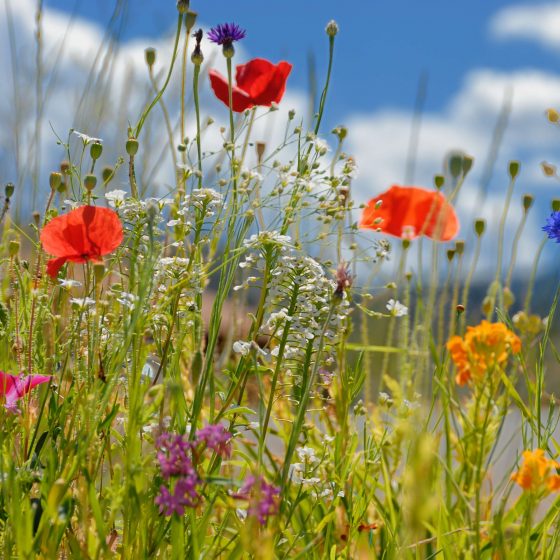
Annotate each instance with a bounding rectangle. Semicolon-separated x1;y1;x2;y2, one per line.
543;211;560;242
207;23;246;47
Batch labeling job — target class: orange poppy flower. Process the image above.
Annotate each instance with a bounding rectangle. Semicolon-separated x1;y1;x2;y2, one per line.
511;449;560;493
209;58;292;113
360;185;459;241
40;205;123;278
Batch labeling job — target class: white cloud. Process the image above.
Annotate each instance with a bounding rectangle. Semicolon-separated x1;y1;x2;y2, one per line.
490;1;560;51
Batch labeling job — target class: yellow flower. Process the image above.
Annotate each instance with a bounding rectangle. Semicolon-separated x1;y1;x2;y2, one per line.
446;321;521;386
511;449;560;493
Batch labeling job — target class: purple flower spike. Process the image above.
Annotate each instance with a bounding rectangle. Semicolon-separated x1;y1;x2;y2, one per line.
543;211;560;242
196;424;233;458
207;23;246;47
239;475;280;525
156;433;193;479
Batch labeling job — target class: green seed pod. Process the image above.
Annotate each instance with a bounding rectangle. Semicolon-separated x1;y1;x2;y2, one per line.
402;239;411;250
449;153;463;178
447;249;455;262
4;183;14;199
455;240;465;255
90;142;103;161
102;166;114;184
126;138;139;156
462;154;474;176
176;0;189;14
8;240;19;257
49;172;62;192
434;175;445;189
474;219;486;237
553;199;560;212
522;194;534;211
145;47;156;68
84;174;97;192
503;286;515;309
185;10;197;31
509;160;520;179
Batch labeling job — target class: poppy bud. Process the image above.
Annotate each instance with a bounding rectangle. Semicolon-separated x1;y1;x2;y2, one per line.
5;183;14;199
553;199;560;212
8;240;19;257
474;219;486;237
185;10;197;31
33;211;41;226
456;304;465;315
509;160;520;180
449;153;463;178
402;239;410;250
326;20;339;37
60;161;70;175
522;194;534;211
126;138;139;157
455;240;465;255
288;109;296;120
102;166;114;184
546;108;559;123
145;47;156;68
462;154;474;176
434;175;445;189
49;172;62;192
256;142;266;163
176;0;189;14
191;48;204;66
447;249;455;261
90;142;103;161
177;143;187;153
84;174;97;192
93;262;105;284
541;161;556;177
503;286;515;309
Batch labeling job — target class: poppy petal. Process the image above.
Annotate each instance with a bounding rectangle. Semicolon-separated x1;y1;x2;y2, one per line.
360;185;459;242
208;69;254;112
235;59;292;106
0;373;51;410
46;256;68;278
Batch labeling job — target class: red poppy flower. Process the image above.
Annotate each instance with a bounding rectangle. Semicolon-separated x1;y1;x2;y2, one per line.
209;58;292;112
0;372;51;411
40;205;124;278
360;185;459;241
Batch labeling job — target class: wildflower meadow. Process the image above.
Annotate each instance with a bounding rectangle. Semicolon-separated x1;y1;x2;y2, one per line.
3;1;560;558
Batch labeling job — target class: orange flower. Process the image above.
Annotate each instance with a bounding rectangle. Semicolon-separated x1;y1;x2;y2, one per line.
511;449;560;493
360;185;459;241
446;321;521;386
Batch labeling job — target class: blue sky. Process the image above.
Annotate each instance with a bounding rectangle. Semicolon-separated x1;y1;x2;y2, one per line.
46;0;560;124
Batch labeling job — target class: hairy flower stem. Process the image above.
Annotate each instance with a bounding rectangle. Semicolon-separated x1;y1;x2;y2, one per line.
192;62;203;189
226;57;238;207
523;235;547;312
460;233;483;334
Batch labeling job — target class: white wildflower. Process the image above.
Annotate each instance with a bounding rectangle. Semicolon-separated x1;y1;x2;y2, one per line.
386;299;408;317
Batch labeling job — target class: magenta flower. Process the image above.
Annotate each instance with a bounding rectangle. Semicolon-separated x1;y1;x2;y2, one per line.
196;424;233;458
239;475;280;525
156;433;193;479
0;372;51;412
155;474;201;516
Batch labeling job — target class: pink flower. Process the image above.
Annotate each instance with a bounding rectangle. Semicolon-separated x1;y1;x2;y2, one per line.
0;372;51;411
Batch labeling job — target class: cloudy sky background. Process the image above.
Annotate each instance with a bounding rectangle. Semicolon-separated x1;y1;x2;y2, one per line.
3;0;560;280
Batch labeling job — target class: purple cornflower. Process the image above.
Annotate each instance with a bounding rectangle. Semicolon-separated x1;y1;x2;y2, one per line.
208;23;246;56
155;474;201;516
239;475;280;525
156;433;193;479
196;424;233;458
543;211;560;242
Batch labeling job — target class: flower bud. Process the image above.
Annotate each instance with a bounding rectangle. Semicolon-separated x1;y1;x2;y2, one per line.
474;219;486;237
462;154;474;176
32;212;41;227
546;108;559;123
434;175;445;189
402;239;411;250
126;138;139;157
455;240;465;255
60;161;70;175
8;240;19;257
288;109;296;120
522;194;534;211
332;125;348;141
176;0;189;14
541;161;556;177
509;160;520;180
90;142;103;161
449;153;463;178
145;47;156;68
503;286;515;309
49;172;62;192
84;174;97;192
447;249;455;261
482;296;493;316
456;304;465;315
326;20;339;37
102;166;114;184
256;142;266;163
4;183;14;199
185;10;197;31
